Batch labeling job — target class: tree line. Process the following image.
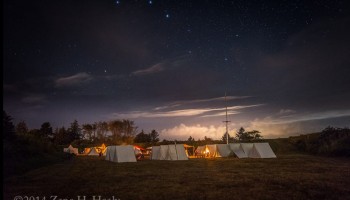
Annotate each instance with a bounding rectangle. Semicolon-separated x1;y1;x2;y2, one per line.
5;110;264;148
6;111;160;147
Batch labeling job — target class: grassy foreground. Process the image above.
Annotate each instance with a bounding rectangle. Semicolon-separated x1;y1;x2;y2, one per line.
4;155;350;200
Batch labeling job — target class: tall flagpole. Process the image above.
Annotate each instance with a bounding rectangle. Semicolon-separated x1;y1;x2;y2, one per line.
223;92;231;144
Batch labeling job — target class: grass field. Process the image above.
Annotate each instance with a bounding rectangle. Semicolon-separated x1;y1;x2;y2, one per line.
4;154;350;200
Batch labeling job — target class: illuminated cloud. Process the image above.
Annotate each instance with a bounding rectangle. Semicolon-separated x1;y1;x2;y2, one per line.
114;108;218;118
55;72;93;88
200;111;240;118
112;104;262;119
160;124;236;140
271;110;350;124
154;104;181;111
155;96;252;110
246;109;350;138
246;117;304;138
278;109;296;115
175;96;252;104
132;63;164;76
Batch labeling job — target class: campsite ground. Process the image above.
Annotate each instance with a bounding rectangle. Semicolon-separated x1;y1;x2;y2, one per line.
4;154;350;200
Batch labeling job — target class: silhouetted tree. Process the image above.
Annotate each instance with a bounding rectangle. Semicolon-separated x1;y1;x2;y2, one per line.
246;130;263;140
68;120;81;141
28;129;41;138
149;129;159;144
108;119;137;143
187;136;195;142
16;121;29;136
109;120;123;141
92;123;97;138
97;121;109;140
40;122;53;138
221;132;234;143
3;111;15;140
236;127;263;142
53;126;70;145
204;136;213;143
82;123;93;141
134;130;151;143
122;119;137;137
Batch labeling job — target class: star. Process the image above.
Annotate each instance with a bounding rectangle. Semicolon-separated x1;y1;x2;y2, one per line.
165;14;170;18
148;1;153;5
104;69;107;73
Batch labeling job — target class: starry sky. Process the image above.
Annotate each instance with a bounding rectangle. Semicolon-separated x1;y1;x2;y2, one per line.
4;0;350;140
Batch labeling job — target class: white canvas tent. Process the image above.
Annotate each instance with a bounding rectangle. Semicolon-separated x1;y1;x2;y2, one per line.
151;146;161;160
175;144;189;160
105;146;111;160
241;143;254;157
195;145;222;158
154;145;188;161
216;144;232;157
229;143;247;158
206;144;221;157
102;147;107;156
87;147;100;156
63;145;79;155
249;143;277;158
195;145;206;156
105;145;137;163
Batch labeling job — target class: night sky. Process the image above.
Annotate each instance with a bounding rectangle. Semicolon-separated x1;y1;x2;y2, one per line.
4;0;350;140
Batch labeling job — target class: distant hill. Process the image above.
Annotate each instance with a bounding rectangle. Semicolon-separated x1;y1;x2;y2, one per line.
287;127;350;157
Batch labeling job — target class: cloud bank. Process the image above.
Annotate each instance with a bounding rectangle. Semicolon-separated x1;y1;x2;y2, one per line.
55;72;93;88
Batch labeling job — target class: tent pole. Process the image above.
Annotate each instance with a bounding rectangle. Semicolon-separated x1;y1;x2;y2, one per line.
223;92;231;144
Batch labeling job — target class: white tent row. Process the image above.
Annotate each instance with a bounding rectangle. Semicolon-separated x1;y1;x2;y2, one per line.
195;143;276;158
151;144;188;160
63;145;79;155
105;145;137;163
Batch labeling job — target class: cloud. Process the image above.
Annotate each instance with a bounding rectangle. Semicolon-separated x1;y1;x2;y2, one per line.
246;109;350;138
278;109;296;115
154;104;181;111
160;124;234;140
55;72;93;88
22;94;47;104
159;109;350;140
200;111;240;118
132;63;164;76
131;55;191;77
246;117;303;138
276;110;350;124
112;104;263;118
114;108;215;118
154;96;251;111
175;96;251;105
